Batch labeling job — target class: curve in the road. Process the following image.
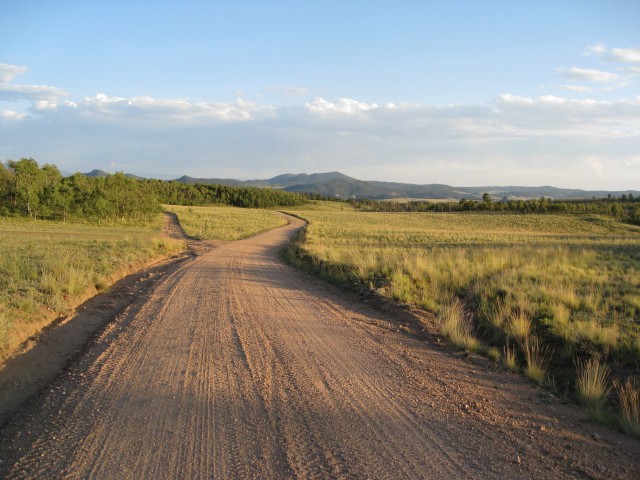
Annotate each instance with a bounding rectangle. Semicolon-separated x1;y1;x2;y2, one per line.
1;214;639;479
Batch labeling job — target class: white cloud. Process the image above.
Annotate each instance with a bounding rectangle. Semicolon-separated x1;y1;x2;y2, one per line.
33;100;59;110
494;94;640;133
71;93;275;122
561;45;639;94
585;44;640;64
2;92;639;189
0;82;68;102
305;97;379;114
610;47;640;64
560;84;594;93
0;63;68;102
586;43;607;56
557;67;620;83
0;109;27;120
0;64;28;83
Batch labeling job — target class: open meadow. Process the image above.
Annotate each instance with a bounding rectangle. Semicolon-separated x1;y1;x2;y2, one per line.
285;202;640;432
164;204;288;240
0;204;288;360
0;216;183;359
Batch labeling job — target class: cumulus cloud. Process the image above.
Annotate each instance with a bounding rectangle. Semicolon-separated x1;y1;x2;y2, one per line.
556;67;620;83
587;44;640;64
0;109;27;120
494;94;640;136
586;43;607;56
610;47;640;64
30;92;275;124
0;83;68;102
2;91;639;189
560;84;594;93
0;64;28;83
561;44;639;93
0;63;68;103
305;97;379;114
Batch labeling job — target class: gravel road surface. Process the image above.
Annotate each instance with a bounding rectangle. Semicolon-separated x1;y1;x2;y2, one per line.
1;214;638;479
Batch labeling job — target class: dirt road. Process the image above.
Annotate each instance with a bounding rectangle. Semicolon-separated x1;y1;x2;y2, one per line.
1;214;639;479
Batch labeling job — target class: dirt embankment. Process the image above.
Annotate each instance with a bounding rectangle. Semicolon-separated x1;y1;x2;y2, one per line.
0;213;197;426
0;213;638;479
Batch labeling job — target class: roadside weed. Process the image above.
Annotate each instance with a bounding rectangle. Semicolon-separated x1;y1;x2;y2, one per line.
615;378;640;437
576;357;610;422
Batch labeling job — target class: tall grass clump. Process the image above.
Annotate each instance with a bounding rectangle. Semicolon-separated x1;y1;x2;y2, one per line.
509;312;532;342
503;343;518;371
523;335;552;385
438;300;480;352
550;303;573;343
576;357;610;422
484;299;509;330
615;378;640;437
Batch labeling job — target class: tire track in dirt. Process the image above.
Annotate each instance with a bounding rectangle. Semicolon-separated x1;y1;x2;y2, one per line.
1;214;639;479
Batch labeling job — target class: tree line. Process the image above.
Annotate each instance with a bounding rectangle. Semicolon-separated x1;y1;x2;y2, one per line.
0;158;306;222
349;193;640;224
146;178;306;208
3;158;637;224
0;158;161;221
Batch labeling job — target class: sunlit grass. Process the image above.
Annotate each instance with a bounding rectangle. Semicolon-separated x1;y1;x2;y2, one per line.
576;357;611;422
523;335;552;385
615;378;640;437
438;300;481;352
285;207;640;353
0;215;183;359
503;343;518;371
164;204;287;241
284;204;640;425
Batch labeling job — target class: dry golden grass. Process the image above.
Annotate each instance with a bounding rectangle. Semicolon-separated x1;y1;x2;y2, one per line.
508;312;532;341
576;357;611;422
615;378;640;437
164;205;287;241
438;300;480;352
503;344;518;371
285;203;640;426
523;335;552;385
0;216;183;359
286;205;640;354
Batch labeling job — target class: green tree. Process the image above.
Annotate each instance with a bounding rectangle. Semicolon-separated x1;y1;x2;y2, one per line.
0;162;15;213
481;192;493;210
9;158;46;217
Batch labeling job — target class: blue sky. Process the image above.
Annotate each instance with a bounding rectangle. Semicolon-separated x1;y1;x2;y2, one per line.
1;1;639;189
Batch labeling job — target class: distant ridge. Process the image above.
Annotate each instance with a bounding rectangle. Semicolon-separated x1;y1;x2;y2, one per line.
175;175;269;187
83;169;109;177
80;170;640;201
82;169;144;180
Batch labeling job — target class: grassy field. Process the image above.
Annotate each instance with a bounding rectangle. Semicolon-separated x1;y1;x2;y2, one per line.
0;216;183;359
165;205;288;240
285;202;640;430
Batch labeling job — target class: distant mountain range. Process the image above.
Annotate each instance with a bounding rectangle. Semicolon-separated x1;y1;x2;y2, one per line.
83;169;146;180
82;169;640;201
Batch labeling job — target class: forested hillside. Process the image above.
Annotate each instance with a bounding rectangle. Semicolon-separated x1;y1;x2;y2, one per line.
0;159;160;222
0;159;306;221
147;178;305;208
